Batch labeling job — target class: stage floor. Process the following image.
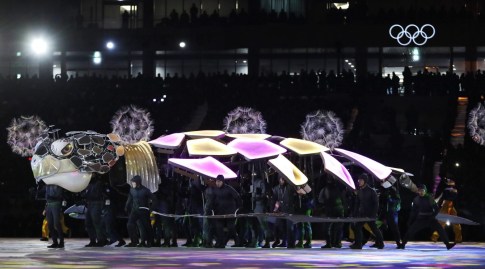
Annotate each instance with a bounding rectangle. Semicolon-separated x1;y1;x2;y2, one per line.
1;239;484;268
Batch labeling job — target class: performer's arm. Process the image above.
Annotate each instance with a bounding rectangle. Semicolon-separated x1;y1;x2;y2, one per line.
125;192;132;213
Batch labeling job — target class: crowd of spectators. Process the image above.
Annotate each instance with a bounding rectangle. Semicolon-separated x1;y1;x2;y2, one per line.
72;4;485;30
150;4;485;28
1;67;484;141
154;4;305;28
1;68;485;128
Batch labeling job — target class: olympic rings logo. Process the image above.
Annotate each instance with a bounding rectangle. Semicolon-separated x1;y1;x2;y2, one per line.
389;24;436;46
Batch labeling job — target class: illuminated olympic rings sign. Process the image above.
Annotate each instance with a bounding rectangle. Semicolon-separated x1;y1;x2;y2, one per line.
389;24;436;46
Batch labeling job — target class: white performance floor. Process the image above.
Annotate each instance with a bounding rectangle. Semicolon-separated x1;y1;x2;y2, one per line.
0;238;484;268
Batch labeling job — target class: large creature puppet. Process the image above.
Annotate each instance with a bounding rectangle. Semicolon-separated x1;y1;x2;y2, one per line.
8;107;446;225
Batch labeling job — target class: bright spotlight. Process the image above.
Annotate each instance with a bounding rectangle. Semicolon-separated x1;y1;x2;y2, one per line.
179;41;186;48
31;38;49;55
163;95;166;98
411;48;420;62
446;220;450;226
106;41;115;50
93;51;102;64
455;162;460;167
152;98;156;102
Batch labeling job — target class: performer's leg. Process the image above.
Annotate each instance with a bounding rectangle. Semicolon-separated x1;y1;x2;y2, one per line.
430;219;449;244
387;211;402;247
126;211;139;245
91;203;106;245
449;206;462;243
138;210;153;245
232;217;245;246
60;214;69;235
431;205;448;242
286;220;295;248
162;216;175;246
322;222;332;247
258;217;272;247
153;215;163;246
227;219;237;246
41;218;49;240
202;218;212;247
303;209;312;247
50;204;64;247
46;206;58;246
303;222;312;247
367;221;384;248
214;219;225;248
273;219;286;247
103;206;124;246
348;224;355;241
85;208;97;245
331;222;343;247
246;217;260;247
453;222;463;243
295;222;303;247
182;216;193;246
186;217;195;246
403;218;428;248
351;222;363;249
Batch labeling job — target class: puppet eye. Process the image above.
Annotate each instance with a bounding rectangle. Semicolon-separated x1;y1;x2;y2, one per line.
61;143;74;155
51;140;74;157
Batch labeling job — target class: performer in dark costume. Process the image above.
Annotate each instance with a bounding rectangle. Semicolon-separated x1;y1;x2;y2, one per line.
350;173;385;249
100;180;125;247
252;174;272;248
84;174;108;247
295;190;313;248
202;180;216;248
45;184;66;248
378;184;403;249
36;183;69;243
271;177;297;248
125;175;156;247
319;176;345;249
205;175;242;248
186;177;206;247
431;178;462;243
233;174;252;247
153;176;178;247
402;184;455;250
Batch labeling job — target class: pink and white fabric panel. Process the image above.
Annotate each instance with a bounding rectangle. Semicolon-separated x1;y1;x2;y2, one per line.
168;156;237;179
334;148;392;181
320;151;355;190
227;138;287;160
149;133;185;149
